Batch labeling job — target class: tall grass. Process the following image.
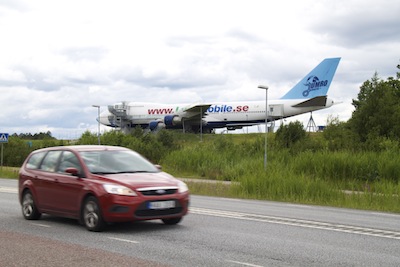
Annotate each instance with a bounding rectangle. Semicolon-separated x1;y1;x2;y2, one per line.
162;134;400;212
291;150;400;186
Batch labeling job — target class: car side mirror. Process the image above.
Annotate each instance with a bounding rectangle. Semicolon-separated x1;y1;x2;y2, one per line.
155;164;162;170
65;167;80;177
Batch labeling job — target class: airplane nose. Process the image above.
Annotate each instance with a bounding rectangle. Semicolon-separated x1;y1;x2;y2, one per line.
98;110;112;126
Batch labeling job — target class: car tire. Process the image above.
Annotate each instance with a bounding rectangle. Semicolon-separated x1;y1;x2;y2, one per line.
21;190;41;220
82;196;105;232
162;217;182;225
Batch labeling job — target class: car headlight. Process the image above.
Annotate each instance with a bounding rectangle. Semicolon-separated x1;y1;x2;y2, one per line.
178;181;189;193
103;184;137;196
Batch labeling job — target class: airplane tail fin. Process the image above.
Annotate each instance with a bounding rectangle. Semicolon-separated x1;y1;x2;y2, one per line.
280;57;341;99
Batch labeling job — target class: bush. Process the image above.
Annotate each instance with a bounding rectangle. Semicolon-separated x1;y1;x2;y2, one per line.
275;121;306;148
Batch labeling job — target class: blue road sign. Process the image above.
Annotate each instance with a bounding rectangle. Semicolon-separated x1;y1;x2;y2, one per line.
0;133;9;143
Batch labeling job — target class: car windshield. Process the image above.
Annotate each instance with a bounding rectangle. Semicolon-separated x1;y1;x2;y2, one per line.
79;150;159;174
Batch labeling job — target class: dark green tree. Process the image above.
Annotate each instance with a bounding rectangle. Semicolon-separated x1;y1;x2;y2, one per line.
323;115;358;151
348;63;400;142
77;131;99;145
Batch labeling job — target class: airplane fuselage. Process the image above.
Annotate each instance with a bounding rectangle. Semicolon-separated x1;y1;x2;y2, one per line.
100;98;334;131
98;58;340;132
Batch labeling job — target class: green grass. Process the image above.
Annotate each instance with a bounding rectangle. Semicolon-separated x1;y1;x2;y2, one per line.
161;134;400;213
0;167;19;179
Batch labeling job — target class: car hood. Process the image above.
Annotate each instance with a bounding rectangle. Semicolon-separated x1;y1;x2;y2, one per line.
98;172;179;189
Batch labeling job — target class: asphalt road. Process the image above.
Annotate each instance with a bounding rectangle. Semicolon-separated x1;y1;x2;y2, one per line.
1;178;400;266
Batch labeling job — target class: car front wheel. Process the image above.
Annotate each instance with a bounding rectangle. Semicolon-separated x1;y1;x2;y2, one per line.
82;196;105;232
162;217;182;225
21;190;41;220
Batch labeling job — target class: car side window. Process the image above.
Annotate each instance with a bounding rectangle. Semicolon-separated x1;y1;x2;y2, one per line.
39;151;62;172
26;152;47;169
57;151;82;174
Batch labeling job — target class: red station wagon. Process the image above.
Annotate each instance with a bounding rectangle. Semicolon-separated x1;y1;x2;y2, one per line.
18;145;190;231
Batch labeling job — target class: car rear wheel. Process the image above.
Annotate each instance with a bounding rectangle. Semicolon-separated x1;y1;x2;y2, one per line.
22;190;41;220
162;217;182;225
82;196;105;232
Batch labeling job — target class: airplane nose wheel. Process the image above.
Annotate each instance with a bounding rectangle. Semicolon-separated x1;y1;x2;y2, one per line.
267;120;275;132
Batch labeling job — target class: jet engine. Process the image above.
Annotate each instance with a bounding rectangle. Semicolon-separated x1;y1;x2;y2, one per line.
149;120;166;131
164;115;182;127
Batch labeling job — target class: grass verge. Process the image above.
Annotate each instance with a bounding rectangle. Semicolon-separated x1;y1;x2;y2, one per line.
0;167;19;179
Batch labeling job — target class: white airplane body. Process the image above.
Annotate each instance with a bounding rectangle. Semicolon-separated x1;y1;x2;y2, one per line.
98;58;340;132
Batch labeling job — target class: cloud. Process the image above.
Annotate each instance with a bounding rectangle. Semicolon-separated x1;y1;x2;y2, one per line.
0;0;399;138
308;0;400;48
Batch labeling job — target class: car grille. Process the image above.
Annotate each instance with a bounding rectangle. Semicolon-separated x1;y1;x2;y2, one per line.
137;187;178;196
135;200;183;218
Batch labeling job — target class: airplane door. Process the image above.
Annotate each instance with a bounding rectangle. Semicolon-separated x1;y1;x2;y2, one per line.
269;104;284;117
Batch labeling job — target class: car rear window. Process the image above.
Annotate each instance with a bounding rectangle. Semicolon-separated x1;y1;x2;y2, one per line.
39;151;62;172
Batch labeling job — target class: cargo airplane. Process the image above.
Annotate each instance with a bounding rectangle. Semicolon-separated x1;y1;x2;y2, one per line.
98;57;341;133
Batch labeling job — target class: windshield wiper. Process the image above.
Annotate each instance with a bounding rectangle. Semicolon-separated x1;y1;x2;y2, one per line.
91;170;157;175
91;171;119;175
114;170;153;174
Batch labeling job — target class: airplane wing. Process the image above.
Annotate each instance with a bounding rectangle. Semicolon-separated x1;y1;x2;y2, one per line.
292;96;328;108
226;122;261;128
180;103;212;120
184;104;212;113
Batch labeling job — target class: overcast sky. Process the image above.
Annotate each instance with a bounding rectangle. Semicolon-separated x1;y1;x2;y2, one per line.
1;0;399;139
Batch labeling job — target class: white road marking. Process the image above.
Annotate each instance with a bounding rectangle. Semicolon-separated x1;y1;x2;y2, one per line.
31;223;51;228
0;187;18;193
108;237;139;244
191;207;400;240
225;260;264;267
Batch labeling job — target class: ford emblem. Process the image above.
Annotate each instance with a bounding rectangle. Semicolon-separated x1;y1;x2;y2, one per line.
156;189;166;194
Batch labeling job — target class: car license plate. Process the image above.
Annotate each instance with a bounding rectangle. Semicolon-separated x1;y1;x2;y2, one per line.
148;200;175;210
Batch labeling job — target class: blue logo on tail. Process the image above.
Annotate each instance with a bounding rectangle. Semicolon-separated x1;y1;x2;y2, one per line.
302;76;329;97
280;57;340;100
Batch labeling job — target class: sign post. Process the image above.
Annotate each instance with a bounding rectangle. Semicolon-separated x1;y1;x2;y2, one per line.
0;133;9;170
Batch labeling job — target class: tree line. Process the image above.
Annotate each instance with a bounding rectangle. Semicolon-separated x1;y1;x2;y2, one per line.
11;131;55;140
